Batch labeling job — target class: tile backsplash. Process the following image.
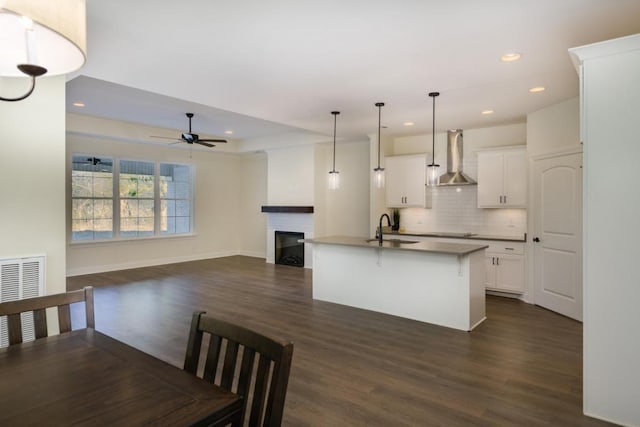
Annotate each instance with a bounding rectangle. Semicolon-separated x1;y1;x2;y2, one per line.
398;186;526;237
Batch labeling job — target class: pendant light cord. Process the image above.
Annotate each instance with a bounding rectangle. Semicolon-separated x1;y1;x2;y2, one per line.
331;111;338;172
428;92;440;165
375;102;384;168
432;95;435;165
332;112;338;171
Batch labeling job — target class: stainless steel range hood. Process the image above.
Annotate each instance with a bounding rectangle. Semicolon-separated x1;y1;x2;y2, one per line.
438;129;476;186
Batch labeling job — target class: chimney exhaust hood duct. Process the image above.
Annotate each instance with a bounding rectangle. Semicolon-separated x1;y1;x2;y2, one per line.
438;129;476;186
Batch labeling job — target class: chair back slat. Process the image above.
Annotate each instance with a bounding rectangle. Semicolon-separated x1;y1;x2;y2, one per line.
249;354;271;426
237;346;256;399
57;304;72;333
184;311;294;427
203;335;222;382
221;340;239;390
33;309;48;339
0;287;95;347
183;311;204;375
7;313;23;345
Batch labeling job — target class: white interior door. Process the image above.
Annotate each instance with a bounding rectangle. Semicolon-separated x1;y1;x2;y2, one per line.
533;152;583;321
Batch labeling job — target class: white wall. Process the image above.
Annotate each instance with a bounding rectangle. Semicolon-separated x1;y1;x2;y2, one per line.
238;152;267;257
315;140;370;237
0;76;67;297
66;115;259;275
266;145;315;205
527;97;580;158
572;35;640;426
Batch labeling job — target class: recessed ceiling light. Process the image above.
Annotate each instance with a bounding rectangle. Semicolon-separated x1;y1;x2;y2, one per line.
529;86;546;93
72;102;85;107
481;110;494;115
224;130;233;135
501;53;521;62
403;121;414;126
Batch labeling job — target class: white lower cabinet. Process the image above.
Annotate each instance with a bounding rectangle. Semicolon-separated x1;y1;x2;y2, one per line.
415;236;526;294
485;252;525;294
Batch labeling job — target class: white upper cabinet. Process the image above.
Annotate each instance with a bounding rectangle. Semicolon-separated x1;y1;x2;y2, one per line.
477;146;527;208
385;154;431;208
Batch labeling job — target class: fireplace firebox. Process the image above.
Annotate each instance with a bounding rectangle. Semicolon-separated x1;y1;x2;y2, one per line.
275;231;304;267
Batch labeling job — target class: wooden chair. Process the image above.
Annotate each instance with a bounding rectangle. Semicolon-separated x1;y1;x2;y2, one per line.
184;311;294;427
0;286;94;346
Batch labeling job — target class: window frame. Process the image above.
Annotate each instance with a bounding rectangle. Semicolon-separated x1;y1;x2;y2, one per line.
69;154;195;243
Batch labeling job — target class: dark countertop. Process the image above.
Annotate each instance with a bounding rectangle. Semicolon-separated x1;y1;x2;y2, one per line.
304;236;488;256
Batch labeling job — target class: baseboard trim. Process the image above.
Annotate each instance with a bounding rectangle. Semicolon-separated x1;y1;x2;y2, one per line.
66;251;265;277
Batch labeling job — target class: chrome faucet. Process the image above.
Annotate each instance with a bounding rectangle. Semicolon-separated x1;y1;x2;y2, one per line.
378;213;391;245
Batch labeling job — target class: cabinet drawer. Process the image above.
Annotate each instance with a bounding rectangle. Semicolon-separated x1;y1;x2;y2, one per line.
486;242;524;255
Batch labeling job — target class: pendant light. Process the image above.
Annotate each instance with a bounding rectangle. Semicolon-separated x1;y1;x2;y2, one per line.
373;102;385;189
328;111;340;190
426;92;440;186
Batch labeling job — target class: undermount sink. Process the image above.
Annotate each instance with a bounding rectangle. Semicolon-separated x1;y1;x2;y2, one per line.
365;238;419;244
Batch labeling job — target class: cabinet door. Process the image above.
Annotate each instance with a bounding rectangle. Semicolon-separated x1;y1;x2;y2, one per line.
485;255;497;287
385;155;427;208
503;150;527;207
385;157;406;207
402;155;427;207
477;152;504;207
495;254;525;293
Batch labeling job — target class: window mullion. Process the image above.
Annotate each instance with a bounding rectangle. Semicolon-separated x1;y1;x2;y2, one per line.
154;161;160;236
113;158;120;239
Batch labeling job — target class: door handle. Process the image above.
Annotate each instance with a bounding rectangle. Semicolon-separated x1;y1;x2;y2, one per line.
492;257;495;265
496;257;499;266
533;237;540;242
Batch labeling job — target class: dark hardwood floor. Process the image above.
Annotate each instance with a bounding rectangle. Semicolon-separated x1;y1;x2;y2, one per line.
67;256;610;426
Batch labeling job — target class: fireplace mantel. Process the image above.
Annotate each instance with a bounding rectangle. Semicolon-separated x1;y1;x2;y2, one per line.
261;206;314;214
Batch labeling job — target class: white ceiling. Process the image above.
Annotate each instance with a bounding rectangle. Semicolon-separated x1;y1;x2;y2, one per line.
69;0;640;147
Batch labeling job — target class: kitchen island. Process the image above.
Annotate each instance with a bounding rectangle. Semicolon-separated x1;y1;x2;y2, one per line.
305;236;488;331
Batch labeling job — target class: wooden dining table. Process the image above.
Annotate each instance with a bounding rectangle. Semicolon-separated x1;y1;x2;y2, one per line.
0;328;242;426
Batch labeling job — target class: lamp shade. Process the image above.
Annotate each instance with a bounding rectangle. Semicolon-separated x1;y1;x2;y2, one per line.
0;0;86;76
328;171;340;190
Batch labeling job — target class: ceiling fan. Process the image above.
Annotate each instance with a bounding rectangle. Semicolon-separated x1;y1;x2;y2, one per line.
151;113;228;147
73;157;113;166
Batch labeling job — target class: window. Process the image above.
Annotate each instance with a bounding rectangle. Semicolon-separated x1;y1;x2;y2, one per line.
71;156;114;241
70;155;193;241
160;163;192;235
119;160;155;238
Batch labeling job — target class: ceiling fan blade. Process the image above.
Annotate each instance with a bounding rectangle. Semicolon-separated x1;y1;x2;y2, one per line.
150;135;181;141
195;141;215;148
169;141;185;146
198;138;227;143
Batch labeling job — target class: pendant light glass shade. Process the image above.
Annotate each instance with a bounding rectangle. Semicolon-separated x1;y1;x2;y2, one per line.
426;164;440;186
374;167;385;188
328;170;340;190
426;92;440;187
373;102;385;189
328;111;340;190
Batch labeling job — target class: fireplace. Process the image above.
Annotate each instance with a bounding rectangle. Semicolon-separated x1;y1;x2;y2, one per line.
275;231;304;267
